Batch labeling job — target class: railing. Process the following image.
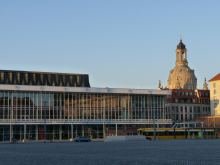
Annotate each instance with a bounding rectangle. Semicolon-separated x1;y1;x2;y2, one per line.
172;121;204;128
0;119;173;125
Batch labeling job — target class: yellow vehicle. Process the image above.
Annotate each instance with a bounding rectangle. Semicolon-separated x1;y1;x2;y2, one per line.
137;128;216;140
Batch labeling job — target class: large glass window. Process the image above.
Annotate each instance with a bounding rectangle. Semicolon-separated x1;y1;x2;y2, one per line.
0;91;167;121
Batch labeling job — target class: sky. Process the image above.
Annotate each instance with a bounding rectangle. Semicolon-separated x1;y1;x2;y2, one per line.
0;0;220;89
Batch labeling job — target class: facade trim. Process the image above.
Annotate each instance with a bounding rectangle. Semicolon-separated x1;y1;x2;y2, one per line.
0;85;171;95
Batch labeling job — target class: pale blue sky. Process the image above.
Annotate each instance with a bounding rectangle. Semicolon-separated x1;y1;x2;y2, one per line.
0;0;219;88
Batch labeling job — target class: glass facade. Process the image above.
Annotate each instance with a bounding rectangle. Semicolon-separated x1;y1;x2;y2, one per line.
0;91;166;121
0;89;170;141
0;70;171;141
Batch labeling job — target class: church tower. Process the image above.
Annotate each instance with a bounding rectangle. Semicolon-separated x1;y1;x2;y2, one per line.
203;78;209;90
176;40;188;66
168;40;197;90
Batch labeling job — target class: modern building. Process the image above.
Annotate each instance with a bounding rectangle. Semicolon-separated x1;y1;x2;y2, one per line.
209;73;220;115
165;40;211;122
0;70;171;142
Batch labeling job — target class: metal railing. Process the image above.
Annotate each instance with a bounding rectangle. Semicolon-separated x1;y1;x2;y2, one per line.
0;119;173;125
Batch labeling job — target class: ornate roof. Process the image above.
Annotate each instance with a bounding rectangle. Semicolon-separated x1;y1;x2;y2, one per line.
177;40;186;49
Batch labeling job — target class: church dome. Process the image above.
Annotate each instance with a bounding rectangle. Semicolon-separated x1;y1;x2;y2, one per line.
168;65;197;89
167;40;197;90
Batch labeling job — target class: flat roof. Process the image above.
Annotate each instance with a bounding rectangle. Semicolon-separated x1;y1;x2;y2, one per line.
0;85;171;95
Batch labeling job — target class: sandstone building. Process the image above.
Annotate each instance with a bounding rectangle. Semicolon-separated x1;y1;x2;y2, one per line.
209;73;220;115
165;40;210;122
168;40;197;90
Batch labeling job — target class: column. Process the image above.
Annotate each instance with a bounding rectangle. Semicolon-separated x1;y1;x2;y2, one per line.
59;125;62;141
103;124;105;139
10;125;13;142
75;125;78;138
35;125;38;141
82;125;84;136
96;125;99;138
52;126;55;141
19;126;22;141
115;124;118;136
71;124;73;140
24;124;26;142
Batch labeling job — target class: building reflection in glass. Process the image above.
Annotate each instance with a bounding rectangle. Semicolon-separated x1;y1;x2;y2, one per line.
0;91;166;121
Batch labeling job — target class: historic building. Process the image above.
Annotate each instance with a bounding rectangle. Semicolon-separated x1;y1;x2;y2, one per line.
194;74;220;136
165;40;211;122
165;89;210;122
0;70;171;142
209;73;220;115
168;40;197;90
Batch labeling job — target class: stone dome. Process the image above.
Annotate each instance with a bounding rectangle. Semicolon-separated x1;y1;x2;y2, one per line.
167;40;197;90
168;65;197;89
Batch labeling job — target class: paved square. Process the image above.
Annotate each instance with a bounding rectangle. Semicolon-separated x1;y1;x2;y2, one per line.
0;140;220;165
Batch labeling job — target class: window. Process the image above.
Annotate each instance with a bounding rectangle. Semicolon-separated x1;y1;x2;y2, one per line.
214;89;216;95
214;102;218;108
190;107;192;113
180;106;183;113
0;72;4;80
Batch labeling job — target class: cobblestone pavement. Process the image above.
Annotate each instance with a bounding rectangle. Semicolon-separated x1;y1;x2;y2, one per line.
0;140;220;165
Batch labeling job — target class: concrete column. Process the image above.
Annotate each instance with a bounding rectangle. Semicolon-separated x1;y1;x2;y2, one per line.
71;124;73;140
75;125;78;138
59;125;62;141
44;124;46;140
24;125;26;142
52;126;55;141
9;125;13;142
103;124;105;139
96;125;99;138
115;124;118;136
35;125;38;141
67;126;70;139
82;125;84;136
19;126;22;141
